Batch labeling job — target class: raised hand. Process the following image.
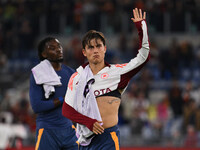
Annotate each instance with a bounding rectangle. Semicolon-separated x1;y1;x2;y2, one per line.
131;8;146;23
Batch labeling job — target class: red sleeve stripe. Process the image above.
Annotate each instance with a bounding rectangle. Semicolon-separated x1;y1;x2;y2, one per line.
135;21;143;49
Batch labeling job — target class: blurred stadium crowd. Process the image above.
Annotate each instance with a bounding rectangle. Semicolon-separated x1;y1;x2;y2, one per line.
0;0;200;149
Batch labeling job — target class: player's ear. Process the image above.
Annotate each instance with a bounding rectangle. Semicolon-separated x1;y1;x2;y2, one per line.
104;45;107;53
82;49;86;57
42;50;47;59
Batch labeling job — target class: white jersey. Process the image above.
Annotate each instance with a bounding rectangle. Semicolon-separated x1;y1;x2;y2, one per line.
65;20;150;106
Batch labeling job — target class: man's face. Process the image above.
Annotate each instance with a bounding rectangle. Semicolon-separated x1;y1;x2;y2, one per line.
82;38;106;65
42;39;63;62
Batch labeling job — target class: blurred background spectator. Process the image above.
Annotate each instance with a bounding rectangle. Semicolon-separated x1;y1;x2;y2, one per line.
0;0;200;149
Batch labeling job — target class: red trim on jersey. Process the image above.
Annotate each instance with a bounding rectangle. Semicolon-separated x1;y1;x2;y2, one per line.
81;62;89;68
135;20;143;49
104;61;111;67
62;101;97;131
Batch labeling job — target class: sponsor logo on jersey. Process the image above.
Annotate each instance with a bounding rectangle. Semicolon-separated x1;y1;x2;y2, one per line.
94;88;111;96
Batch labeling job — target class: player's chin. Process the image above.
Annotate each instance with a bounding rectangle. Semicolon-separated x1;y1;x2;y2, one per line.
92;60;100;65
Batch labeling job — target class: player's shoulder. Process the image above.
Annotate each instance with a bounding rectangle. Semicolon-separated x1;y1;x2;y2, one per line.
71;72;79;79
68;71;79;91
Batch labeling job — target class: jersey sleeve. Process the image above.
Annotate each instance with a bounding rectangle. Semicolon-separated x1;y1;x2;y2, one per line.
29;73;58;113
117;20;150;89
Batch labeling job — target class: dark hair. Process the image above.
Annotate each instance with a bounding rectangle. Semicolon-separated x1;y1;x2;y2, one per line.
82;30;106;49
38;37;55;61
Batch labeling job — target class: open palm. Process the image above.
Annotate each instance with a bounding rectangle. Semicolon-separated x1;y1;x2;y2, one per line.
131;8;146;22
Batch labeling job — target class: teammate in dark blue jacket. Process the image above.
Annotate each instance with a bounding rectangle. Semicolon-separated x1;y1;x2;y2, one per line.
29;37;78;150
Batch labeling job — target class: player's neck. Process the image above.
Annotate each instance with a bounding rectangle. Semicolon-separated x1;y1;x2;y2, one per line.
89;61;105;75
51;62;62;71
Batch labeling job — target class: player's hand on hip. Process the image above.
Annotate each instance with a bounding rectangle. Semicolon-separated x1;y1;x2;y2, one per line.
93;121;104;134
131;8;146;22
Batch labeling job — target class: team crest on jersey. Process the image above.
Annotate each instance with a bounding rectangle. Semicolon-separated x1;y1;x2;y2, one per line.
101;73;109;79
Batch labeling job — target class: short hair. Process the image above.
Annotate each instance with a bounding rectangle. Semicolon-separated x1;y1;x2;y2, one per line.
82;30;106;49
37;37;56;61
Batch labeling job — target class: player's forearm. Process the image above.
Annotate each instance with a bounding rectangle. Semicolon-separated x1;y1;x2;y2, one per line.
30;97;63;113
62;102;97;131
29;76;64;113
30;98;54;113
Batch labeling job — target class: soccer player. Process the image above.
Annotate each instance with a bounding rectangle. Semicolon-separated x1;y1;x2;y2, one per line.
62;8;150;149
29;37;78;150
